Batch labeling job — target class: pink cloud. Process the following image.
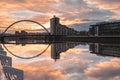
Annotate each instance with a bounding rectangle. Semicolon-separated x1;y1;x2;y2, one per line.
85;58;120;80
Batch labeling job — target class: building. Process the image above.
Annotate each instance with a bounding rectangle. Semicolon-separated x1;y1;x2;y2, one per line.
89;43;120;57
50;16;80;35
89;21;120;37
0;45;24;80
50;16;60;35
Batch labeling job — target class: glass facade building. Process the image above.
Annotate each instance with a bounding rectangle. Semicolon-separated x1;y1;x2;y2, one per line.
89;21;120;37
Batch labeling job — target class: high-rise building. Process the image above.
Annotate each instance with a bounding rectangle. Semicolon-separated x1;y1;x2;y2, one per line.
50;16;60;35
50;16;81;35
0;45;24;80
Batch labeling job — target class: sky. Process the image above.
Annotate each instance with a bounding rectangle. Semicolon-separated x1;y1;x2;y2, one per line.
1;0;120;29
1;0;120;80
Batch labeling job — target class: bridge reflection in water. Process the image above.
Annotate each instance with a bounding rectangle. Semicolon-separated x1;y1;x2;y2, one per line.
1;38;120;80
1;37;120;61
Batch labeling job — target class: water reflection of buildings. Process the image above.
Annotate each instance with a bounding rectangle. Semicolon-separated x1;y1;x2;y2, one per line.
51;42;84;61
0;45;23;80
89;43;120;57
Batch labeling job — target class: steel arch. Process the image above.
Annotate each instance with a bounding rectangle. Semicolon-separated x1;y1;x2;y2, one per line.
2;20;50;34
2;20;50;59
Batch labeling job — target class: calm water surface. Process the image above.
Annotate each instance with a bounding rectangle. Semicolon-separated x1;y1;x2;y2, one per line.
4;42;120;80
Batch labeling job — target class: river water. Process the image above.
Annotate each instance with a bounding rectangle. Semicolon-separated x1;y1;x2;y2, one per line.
2;42;120;80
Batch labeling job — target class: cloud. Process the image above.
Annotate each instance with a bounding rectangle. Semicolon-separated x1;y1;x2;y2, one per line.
85;59;120;80
84;0;120;19
15;61;65;80
51;0;115;25
0;0;61;29
24;66;64;80
81;9;114;21
0;0;118;28
84;0;120;10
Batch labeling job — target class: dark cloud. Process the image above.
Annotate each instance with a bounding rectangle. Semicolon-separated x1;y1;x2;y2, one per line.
70;22;95;31
85;0;120;10
82;9;114;21
66;74;86;80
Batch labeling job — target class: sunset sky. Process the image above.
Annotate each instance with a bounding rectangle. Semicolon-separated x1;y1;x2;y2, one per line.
1;0;120;29
1;0;120;80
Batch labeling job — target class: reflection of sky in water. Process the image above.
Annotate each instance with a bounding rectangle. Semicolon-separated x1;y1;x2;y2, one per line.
3;44;120;80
